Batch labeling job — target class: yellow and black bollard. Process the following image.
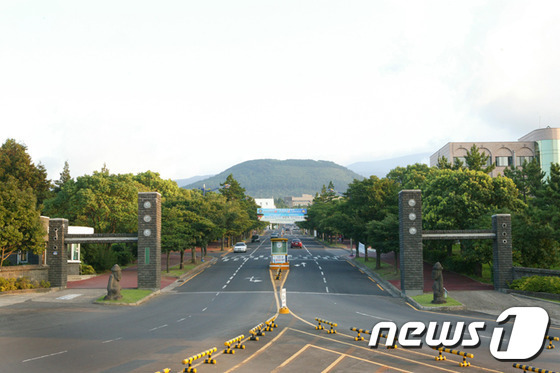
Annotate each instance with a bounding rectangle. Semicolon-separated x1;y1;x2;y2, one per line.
275;268;282;280
350;327;371;341
265;316;278;331
432;347;473;367
315;318;337;334
182;347;217;373
224;335;245;354
545;335;559;349
513;363;559;373
249;323;265;341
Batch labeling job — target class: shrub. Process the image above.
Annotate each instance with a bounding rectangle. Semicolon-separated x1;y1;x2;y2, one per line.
80;264;96;275
0;277;50;292
509;276;560;294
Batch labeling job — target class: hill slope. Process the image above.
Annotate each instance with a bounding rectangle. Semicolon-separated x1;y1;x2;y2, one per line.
183;159;364;198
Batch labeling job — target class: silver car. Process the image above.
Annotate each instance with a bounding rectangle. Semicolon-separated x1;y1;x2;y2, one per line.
233;242;247;253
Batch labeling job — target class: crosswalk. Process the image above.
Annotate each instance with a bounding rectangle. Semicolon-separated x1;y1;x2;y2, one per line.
221;254;344;262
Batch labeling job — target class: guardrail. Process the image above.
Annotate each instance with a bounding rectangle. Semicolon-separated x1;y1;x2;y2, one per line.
182;347;217;372
513;363;558;373
223;334;245;354
315;318;337;334
432;347;473;367
546;335;559;349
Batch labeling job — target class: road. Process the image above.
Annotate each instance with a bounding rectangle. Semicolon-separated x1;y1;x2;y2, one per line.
1;232;558;372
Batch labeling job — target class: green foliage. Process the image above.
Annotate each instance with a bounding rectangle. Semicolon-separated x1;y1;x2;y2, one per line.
0;177;46;266
0;277;50;292
509;276;560;294
184;159;363;198
464;144;496;174
82;244;119;272
111;243;136;267
0;139;52;206
80;263;96;275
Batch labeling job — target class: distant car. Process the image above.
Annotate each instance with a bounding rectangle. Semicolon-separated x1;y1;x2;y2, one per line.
251;235;260;242
233;242;248;253
291;239;303;248
271;233;280;239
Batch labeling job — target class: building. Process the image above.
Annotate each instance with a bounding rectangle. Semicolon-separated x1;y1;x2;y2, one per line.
284;194;314;207
430;127;560;177
255;198;276;209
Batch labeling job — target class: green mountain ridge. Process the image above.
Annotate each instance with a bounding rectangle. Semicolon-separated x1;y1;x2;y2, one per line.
182;159;364;198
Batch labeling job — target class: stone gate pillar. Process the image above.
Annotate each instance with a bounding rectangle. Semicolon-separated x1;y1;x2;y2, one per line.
399;190;423;296
492;214;512;291
138;192;161;290
47;218;68;288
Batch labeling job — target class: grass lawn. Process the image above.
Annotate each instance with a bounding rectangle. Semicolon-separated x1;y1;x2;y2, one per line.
411;293;463;308
354;257;400;282
163;262;199;278
96;289;153;304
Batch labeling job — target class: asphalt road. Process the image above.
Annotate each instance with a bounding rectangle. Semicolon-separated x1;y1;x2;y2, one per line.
1;232;559;372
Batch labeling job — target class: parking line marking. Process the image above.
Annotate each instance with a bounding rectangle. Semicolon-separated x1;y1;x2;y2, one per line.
22;350;67;363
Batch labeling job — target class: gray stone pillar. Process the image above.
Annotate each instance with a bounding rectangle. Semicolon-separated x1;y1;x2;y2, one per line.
47;218;68;288
399;190;423;296
492;214;512;291
137;192;161;289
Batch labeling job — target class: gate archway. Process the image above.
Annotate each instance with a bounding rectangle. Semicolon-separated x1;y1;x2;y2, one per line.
46;192;161;290
398;190;512;296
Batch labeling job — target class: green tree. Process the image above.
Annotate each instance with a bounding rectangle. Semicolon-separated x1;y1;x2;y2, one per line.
464;144;496;174
0;139;52;207
0;178;45;266
53;161;72;193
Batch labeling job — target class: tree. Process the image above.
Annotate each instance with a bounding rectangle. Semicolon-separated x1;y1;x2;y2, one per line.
464;144;496;174
0;139;52;207
53;161;72;193
0;178;45;266
422;168;524;274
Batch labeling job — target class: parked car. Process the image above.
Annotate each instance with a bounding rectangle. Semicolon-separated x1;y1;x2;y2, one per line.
233;242;248;253
291;238;303;248
251;235;260;242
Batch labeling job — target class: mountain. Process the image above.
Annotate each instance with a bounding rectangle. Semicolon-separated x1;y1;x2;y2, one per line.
175;175;214;188
183;159;364;198
346;153;431;178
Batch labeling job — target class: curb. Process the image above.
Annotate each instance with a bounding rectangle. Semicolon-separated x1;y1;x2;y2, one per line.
94;256;219;306
347;254;467;311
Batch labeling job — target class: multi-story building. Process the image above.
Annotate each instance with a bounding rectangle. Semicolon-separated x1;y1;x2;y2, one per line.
284;194;314;207
430;127;560;177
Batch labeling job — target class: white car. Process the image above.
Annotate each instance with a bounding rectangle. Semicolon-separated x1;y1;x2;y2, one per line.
233;242;248;253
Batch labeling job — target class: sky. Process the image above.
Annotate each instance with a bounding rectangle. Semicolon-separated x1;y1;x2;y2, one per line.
1;0;559;182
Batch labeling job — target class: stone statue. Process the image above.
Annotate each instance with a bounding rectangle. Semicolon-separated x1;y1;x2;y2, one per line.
431;262;446;304
104;264;123;301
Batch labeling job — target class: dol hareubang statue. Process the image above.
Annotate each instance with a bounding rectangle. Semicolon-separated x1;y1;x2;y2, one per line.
104;264;123;301
431;262;446;304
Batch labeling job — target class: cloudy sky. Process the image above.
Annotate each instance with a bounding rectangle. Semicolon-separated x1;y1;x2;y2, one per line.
1;1;559;182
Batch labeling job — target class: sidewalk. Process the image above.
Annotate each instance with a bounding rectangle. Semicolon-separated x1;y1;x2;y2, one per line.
0;245;229;308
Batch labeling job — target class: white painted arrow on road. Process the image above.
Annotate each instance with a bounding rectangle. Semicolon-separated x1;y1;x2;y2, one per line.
246;276;262;283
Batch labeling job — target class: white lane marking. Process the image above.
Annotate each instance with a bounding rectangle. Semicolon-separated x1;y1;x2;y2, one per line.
56;294;82;300
321;271;324;276
326;287;329;293
149;324;168;331
177;318;186;322
222;285;227;289
356;311;393;321
202;307;207;312
22;350;67;363
323;278;327;283
102;337;122;344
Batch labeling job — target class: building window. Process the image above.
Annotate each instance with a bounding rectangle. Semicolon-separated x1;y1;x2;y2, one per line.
67;243;81;262
18;250;28;264
516;156;534;166
495;156;512;167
